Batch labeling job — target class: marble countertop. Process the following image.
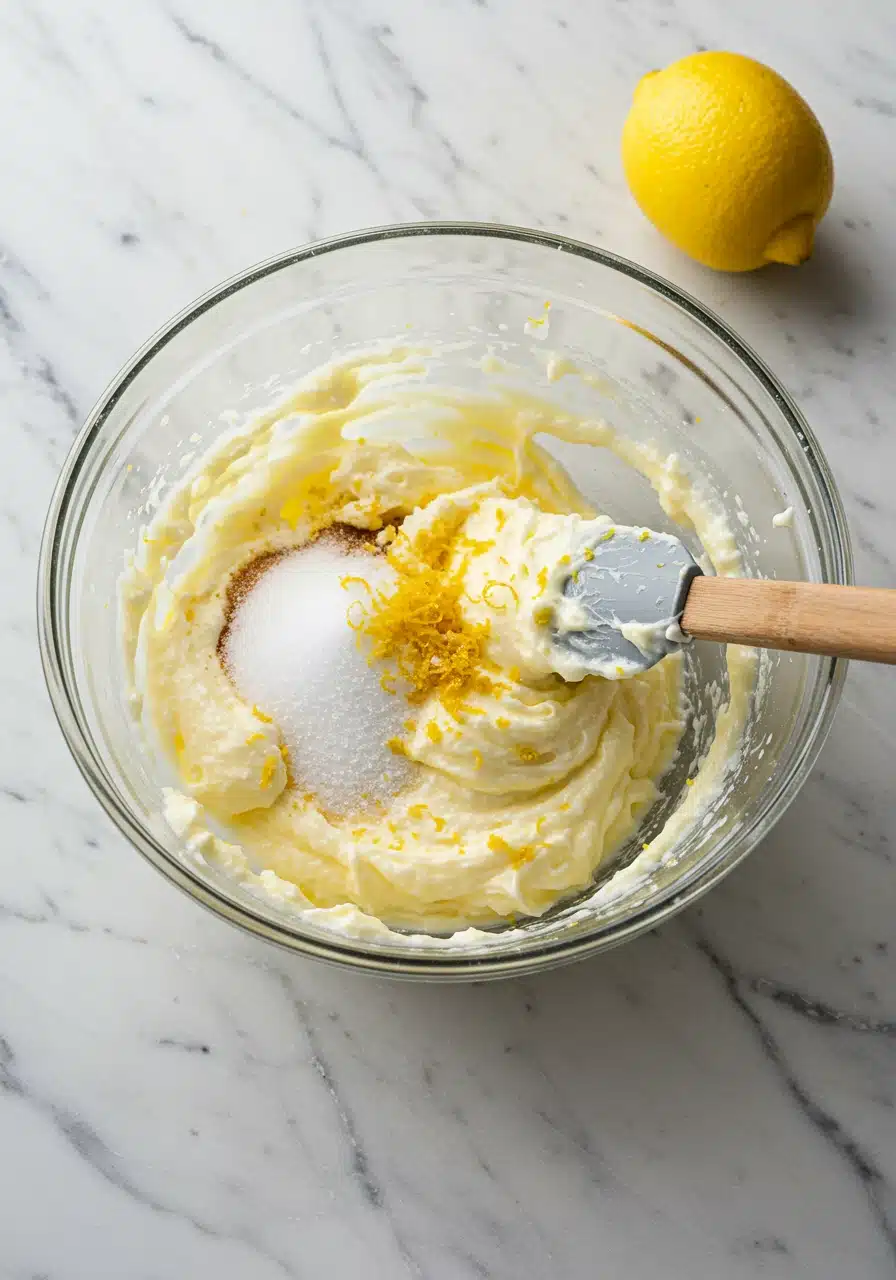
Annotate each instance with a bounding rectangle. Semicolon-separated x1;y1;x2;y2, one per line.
3;1;895;1276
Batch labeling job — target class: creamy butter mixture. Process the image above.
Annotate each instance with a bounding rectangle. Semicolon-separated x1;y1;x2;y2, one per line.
121;347;754;942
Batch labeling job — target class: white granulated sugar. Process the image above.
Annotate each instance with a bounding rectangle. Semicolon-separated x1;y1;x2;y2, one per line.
224;540;413;814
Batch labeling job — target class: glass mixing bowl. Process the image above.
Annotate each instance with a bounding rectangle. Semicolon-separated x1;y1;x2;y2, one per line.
39;223;850;979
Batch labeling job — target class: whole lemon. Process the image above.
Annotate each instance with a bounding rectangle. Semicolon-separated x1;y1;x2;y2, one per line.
622;52;834;271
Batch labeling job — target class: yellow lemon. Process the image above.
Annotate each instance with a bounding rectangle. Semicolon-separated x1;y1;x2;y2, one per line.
622;52;834;271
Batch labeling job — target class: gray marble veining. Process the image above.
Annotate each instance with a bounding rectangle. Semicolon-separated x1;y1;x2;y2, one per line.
2;1;895;1276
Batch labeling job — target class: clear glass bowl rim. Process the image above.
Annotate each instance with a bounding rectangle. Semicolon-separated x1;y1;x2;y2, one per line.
38;220;852;980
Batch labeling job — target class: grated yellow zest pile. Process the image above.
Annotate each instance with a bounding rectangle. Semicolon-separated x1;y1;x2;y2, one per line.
363;563;492;709
356;517;497;712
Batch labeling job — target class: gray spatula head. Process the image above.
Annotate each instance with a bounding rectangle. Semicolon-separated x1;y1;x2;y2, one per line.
554;524;703;679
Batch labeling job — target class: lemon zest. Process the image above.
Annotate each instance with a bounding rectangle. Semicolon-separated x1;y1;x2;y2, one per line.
340;575;373;594
346;600;367;631
360;519;493;711
482;580;519;611
487;832;536;867
461;536;496;556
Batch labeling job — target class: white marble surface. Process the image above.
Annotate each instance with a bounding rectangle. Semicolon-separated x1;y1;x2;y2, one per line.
3;1;896;1276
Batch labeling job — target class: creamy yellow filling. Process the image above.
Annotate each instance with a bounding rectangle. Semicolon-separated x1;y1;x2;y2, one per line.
120;347;754;941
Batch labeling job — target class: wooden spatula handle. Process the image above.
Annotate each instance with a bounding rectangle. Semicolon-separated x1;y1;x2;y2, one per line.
681;577;896;664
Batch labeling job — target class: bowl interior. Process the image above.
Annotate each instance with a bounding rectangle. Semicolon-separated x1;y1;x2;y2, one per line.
44;227;848;975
